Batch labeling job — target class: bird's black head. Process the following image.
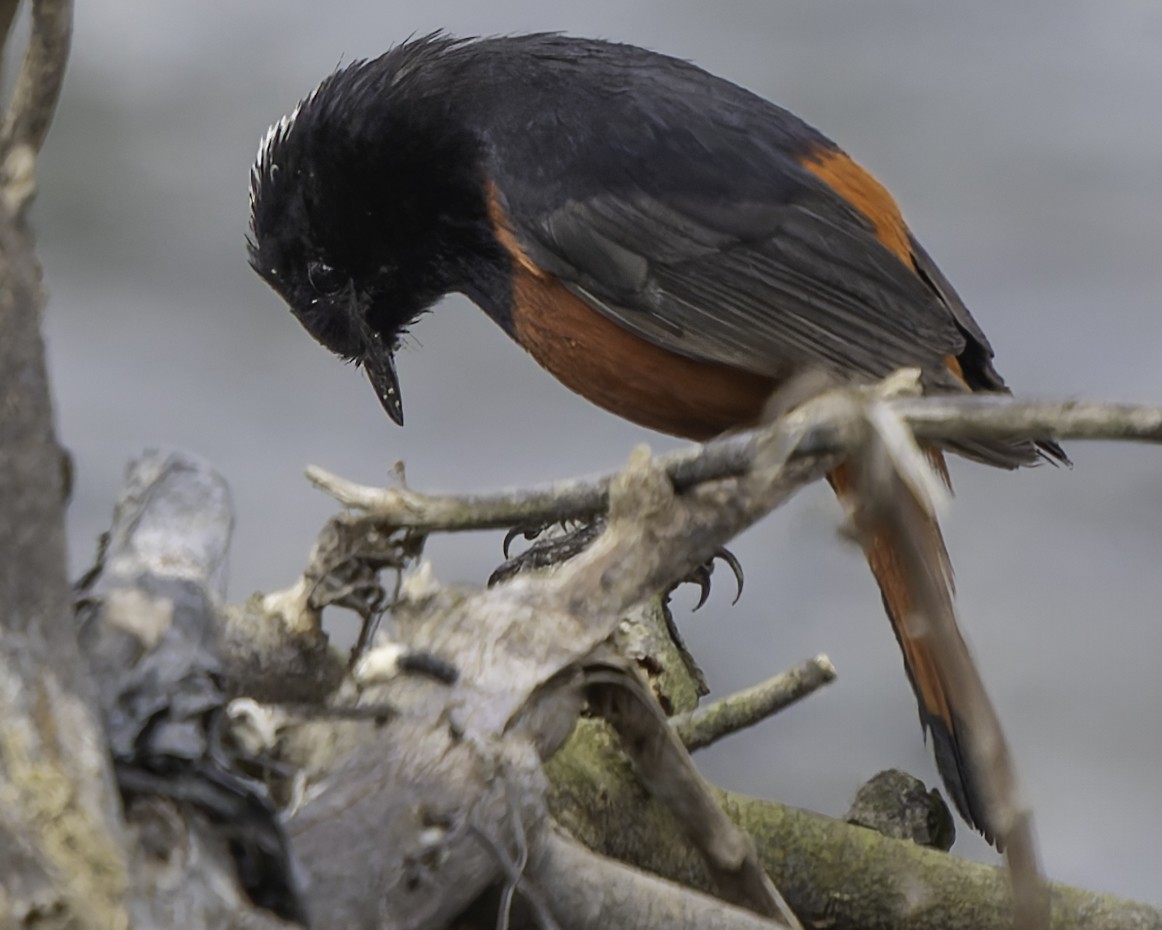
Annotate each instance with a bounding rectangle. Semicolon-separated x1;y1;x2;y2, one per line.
247;35;495;425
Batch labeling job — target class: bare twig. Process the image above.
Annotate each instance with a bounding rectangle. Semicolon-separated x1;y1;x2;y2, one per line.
307;396;1162;536
672;655;836;752
342;444;836;922
307;466;617;531
0;0;72;216
302;397;830;531
892;395;1162;446
0;0;72;158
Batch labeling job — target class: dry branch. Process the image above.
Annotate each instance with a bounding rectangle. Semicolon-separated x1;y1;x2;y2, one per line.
891;396;1162;445
0;217;130;927
0;0;72;157
307;394;1162;538
0;0;72;217
672;655;837;752
247;435;831;928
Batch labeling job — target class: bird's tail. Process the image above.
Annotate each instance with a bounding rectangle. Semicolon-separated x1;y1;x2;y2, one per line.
828;453;1000;846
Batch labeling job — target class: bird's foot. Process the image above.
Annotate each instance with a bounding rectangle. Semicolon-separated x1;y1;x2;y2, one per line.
488;517;607;585
668;547;745;611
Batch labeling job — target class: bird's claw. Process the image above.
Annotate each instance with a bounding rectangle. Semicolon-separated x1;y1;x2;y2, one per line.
502;523;547;559
671;547;745;611
490;518;606;585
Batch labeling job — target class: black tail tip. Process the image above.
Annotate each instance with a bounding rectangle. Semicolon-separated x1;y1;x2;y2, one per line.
925;710;1005;850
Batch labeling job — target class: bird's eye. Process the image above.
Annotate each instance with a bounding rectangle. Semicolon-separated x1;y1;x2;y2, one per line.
307;260;346;296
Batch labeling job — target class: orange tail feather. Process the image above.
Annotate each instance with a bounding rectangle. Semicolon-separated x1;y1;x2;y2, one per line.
829;454;999;845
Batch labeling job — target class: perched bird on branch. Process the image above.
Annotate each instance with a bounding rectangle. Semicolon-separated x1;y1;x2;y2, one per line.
248;31;1066;844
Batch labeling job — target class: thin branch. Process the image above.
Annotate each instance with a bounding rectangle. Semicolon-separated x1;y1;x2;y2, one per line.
893;396;1162;445
307;396;1162;535
307;466;617;532
671;655;836;752
0;0;72;158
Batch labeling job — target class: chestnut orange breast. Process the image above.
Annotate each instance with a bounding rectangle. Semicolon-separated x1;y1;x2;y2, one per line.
507;267;777;440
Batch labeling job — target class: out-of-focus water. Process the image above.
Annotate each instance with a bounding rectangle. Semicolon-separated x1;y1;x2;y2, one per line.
37;0;1162;904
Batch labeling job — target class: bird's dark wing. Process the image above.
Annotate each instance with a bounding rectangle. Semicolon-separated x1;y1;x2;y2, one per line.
490;143;970;392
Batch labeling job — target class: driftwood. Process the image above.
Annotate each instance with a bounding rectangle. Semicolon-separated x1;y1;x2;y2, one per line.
74;451;305;927
256;376;1162;930
15;395;1160;929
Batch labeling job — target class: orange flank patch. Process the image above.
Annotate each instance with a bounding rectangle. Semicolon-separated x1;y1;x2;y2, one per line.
486;182;778;440
944;353;967;385
801;147;913;266
509;269;776;439
827;462;955;729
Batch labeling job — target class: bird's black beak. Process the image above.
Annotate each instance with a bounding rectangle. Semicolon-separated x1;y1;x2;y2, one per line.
364;348;404;425
353;292;405;426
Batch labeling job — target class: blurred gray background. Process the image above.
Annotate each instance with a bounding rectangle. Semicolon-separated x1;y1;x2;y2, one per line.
37;0;1161;905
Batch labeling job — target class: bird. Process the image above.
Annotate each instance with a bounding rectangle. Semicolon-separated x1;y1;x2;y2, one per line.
248;32;1067;844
